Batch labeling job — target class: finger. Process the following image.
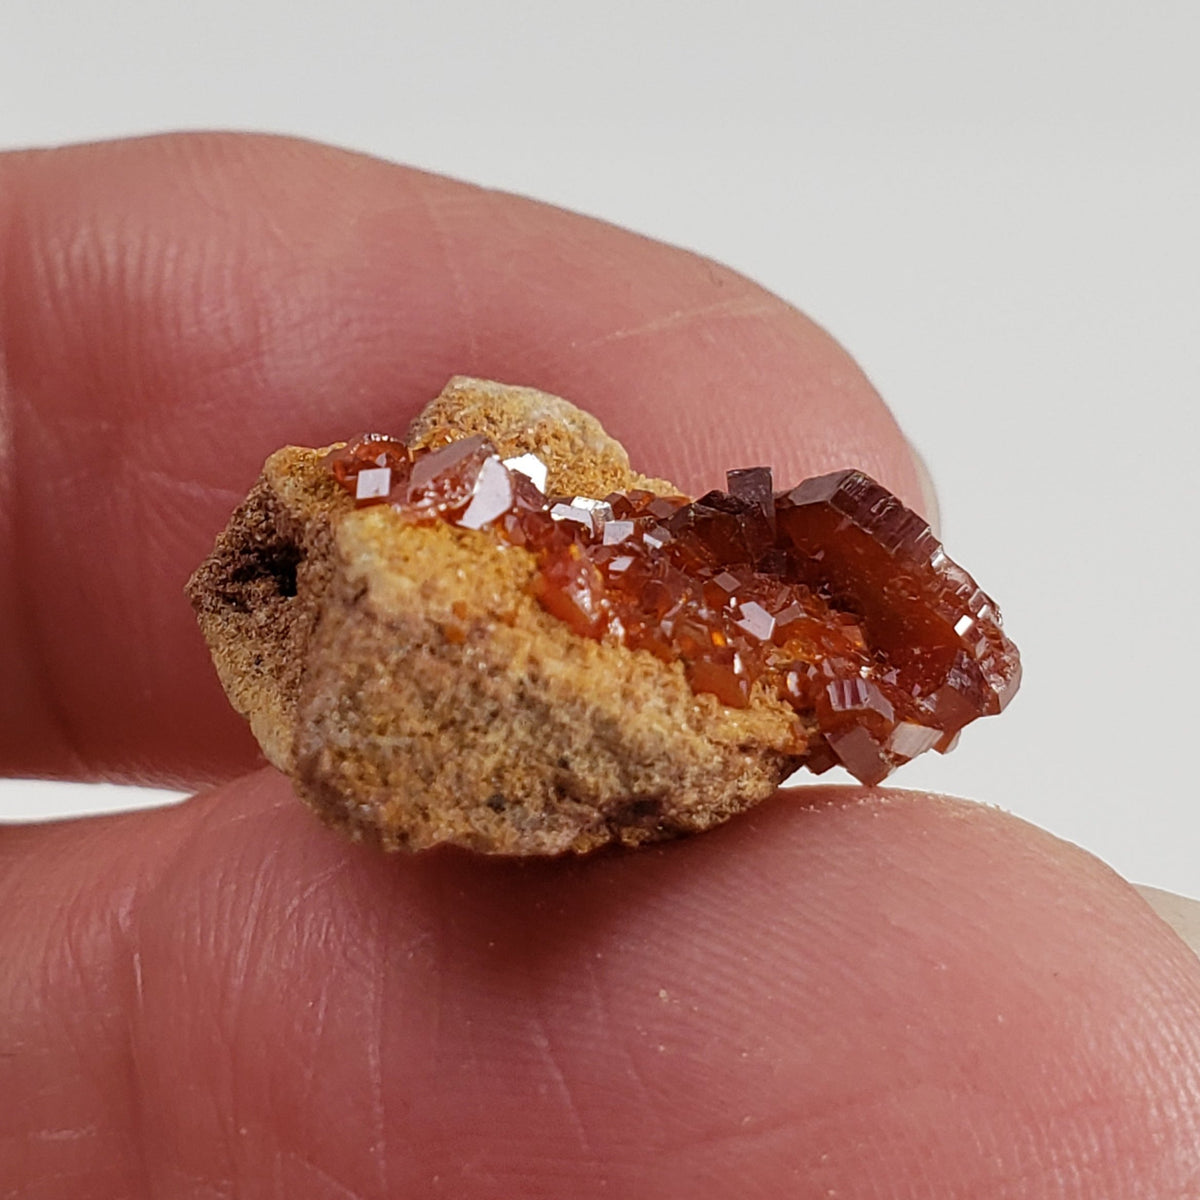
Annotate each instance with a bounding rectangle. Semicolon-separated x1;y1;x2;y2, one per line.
0;133;923;787
4;778;1198;1196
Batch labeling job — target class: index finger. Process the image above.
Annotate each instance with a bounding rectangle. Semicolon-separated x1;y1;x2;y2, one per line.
0;132;922;788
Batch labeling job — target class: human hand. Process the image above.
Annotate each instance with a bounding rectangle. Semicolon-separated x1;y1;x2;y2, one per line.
3;133;1198;1198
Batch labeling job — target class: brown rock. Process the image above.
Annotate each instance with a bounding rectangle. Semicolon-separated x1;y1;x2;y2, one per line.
187;377;809;854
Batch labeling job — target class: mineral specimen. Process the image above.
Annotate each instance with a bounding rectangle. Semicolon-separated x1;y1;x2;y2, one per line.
323;429;1019;788
188;377;1019;854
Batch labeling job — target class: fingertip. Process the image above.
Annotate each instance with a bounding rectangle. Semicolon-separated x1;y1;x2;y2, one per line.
7;774;1200;1194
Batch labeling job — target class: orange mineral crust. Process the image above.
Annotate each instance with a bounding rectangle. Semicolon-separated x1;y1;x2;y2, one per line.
188;377;1020;854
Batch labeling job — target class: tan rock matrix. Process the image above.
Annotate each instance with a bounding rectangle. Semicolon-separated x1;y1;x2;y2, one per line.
188;377;1018;855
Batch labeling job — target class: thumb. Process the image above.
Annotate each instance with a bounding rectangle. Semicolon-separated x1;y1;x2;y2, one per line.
4;769;1200;1197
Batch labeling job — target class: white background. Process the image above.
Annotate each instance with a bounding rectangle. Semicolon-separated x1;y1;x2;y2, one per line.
2;1;1197;893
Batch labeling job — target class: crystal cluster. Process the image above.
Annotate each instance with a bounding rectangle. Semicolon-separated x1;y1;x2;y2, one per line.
325;433;1020;785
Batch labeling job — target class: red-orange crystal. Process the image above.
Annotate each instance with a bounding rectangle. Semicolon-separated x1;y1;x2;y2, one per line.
325;434;1020;784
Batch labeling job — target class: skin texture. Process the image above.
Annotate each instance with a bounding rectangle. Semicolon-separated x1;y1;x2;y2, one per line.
1;134;1198;1198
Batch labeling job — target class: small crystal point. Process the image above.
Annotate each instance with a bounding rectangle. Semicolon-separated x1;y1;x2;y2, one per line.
502;452;549;493
458;456;515;530
826;726;891;786
355;466;392;502
403;434;497;518
734;600;776;642
550;502;597;531
726;466;776;537
324;434;412;500
887;721;941;759
642;525;672;550
409;433;490;490
825;676;895;724
571;497;615;529
603;520;635;545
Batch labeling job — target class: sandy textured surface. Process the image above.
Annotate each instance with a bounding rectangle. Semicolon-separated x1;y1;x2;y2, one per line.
187;377;809;854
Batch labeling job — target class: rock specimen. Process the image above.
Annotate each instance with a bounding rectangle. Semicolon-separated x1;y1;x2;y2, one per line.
187;377;1020;855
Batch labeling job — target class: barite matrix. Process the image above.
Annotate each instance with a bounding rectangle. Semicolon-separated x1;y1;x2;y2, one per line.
327;431;1020;786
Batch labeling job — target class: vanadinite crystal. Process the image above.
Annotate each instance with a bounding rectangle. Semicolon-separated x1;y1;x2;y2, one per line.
324;434;1020;785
